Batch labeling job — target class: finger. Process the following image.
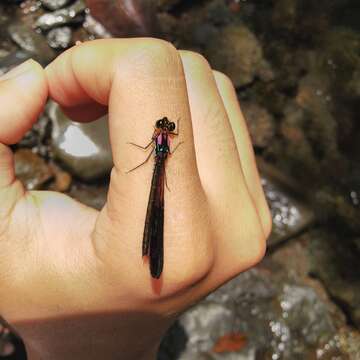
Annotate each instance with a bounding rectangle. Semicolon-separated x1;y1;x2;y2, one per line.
179;51;265;274
61;102;108;122
0;59;47;191
46;39;211;290
213;70;272;238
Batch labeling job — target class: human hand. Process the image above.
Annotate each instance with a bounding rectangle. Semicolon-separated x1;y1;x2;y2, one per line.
0;39;271;360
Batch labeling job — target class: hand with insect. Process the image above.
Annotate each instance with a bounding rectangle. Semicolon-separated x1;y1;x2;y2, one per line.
0;39;271;360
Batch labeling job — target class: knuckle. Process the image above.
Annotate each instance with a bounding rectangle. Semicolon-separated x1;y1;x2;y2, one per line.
180;50;211;72
213;70;234;90
248;227;267;266
161;231;215;296
263;205;273;240
130;38;182;75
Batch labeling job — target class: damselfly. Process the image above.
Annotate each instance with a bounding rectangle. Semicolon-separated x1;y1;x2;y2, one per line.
127;117;181;279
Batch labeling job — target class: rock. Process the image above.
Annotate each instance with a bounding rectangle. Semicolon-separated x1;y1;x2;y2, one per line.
158;321;188;360
86;0;158;37
35;0;86;31
46;26;72;49
191;23;218;47
40;0;71;11
14;149;54;190
82;14;111;39
47;101;113;181
0;49;10;61
54;170;72;192
258;160;315;246
271;0;298;32
8;22;55;63
205;25;267;88
241;102;275;148
48;163;72;192
18;113;51;149
160;254;353;360
19;0;42;14
156;0;182;11
0;324;15;357
0;50;33;75
67;181;108;209
307;229;360;329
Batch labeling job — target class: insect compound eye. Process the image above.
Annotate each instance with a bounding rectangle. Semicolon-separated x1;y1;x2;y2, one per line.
168;122;175;132
156;119;163;128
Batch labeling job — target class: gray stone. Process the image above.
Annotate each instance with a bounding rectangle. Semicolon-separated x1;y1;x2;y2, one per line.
8;22;55;63
179;303;234;354
85;0;158;37
19;113;51;149
307;229;360;329
83;14;111;39
169;257;348;360
0;50;33;76
258;161;315;246
47;26;72;49
40;0;71;11
35;0;86;31
47;101;113;181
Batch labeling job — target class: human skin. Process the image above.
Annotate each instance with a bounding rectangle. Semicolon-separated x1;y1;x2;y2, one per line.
0;38;271;359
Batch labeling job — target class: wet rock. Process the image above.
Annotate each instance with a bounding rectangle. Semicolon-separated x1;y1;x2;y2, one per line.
0;49;10;61
241;102;275;148
270;0;330;43
40;0;71;11
307;229;360;329
205;0;234;26
191;23;218;48
258;160;315;246
35;0;86;31
0;324;15;357
19;113;51;149
162;255;351;360
83;14;111;39
47;26;72;49
54;170;72;192
86;0;158;36
0;50;33;76
156;0;182;11
67;181;108;209
48;101;113;181
8;22;55;64
20;0;42;14
48;163;72;192
337;328;360;359
205;25;271;88
14;149;54;190
272;0;298;32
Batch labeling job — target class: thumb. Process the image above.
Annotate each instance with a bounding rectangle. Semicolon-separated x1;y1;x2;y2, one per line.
0;59;48;204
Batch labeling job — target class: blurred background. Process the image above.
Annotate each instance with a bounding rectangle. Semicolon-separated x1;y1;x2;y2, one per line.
0;0;359;359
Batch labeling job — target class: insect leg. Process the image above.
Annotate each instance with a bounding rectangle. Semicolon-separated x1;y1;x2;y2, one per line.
126;147;155;173
127;139;154;150
170;141;184;155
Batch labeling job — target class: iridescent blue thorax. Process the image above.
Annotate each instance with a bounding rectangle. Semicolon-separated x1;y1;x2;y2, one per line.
154;130;170;156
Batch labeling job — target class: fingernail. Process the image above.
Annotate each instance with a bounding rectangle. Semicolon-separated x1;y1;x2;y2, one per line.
0;59;35;81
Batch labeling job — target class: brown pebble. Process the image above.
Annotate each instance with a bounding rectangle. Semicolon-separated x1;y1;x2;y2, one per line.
55;171;72;192
14;149;53;190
